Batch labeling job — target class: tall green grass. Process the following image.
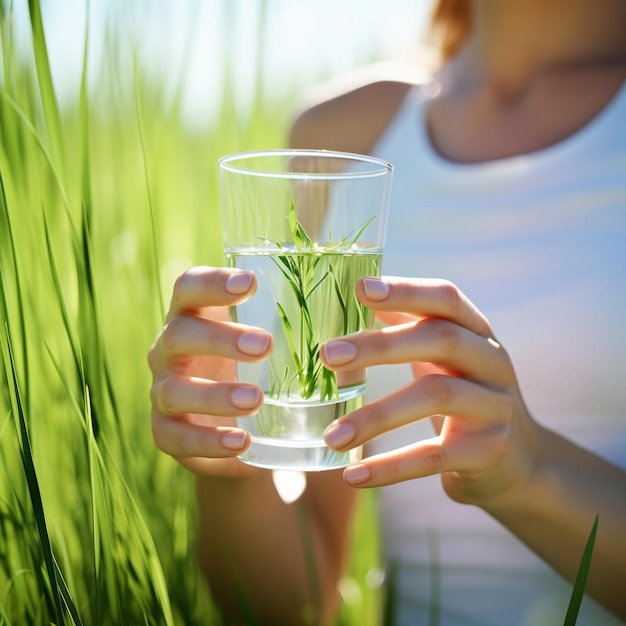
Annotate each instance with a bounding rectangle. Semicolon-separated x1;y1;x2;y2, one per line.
0;1;382;624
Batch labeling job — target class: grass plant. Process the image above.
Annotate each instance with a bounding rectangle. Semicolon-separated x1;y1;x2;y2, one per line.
564;514;599;626
268;198;376;402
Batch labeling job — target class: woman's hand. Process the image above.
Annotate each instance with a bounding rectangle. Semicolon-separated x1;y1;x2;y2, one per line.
321;276;540;508
148;266;273;478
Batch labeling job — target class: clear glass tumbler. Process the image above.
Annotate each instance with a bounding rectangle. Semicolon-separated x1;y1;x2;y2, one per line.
220;149;393;470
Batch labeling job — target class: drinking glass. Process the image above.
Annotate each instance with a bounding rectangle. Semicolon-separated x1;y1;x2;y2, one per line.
220;149;392;470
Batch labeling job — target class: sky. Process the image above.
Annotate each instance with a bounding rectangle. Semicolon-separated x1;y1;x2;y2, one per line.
15;0;435;126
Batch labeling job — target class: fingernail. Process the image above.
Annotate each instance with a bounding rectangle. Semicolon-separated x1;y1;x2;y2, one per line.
221;430;247;450
362;278;389;301
230;386;261;410
344;464;370;485
226;272;253;295
324;421;356;448
323;341;357;366
238;332;270;356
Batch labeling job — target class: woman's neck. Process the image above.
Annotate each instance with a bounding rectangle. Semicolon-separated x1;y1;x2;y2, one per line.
448;0;626;101
427;0;626;163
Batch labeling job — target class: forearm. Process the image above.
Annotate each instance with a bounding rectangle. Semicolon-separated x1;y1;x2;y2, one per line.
195;469;356;625
486;426;626;619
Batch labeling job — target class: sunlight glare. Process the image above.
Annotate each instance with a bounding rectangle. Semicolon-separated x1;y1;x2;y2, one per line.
272;469;307;504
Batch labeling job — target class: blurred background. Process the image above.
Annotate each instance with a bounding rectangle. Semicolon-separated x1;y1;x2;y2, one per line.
0;1;435;624
36;0;433;124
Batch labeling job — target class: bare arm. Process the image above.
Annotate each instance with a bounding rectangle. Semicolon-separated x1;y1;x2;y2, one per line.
148;267;357;624
485;426;626;617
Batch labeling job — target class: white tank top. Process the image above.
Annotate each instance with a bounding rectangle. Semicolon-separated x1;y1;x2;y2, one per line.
366;81;626;625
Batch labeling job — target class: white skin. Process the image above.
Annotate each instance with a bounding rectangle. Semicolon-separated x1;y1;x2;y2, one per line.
149;0;626;622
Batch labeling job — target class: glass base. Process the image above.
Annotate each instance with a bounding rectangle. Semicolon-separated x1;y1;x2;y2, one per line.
237;386;364;471
239;436;362;471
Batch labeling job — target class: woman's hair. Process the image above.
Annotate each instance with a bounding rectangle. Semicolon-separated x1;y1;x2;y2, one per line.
431;0;471;62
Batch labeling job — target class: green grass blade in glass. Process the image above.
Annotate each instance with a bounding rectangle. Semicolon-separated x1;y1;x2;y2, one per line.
268;198;377;403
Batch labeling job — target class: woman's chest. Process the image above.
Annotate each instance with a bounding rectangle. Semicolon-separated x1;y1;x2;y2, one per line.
382;168;626;422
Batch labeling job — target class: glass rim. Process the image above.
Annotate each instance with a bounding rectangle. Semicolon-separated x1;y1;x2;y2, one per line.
218;149;393;179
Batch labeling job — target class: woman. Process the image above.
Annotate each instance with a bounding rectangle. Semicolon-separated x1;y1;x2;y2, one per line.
148;0;626;623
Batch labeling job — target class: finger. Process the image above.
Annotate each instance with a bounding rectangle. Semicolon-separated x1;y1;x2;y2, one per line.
375;310;415;327
182;456;259;478
357;277;493;338
321;318;512;386
152;410;251;459
324;374;512;451
340;424;507;488
156;315;273;364
151;375;263;417
167;266;257;319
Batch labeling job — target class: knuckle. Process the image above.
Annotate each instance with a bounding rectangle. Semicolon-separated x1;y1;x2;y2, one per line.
154;374;182;414
436;280;464;313
170;424;192;457
494;392;514;424
485;424;511;467
384;456;403;483
384;444;447;483
418;443;447;473
175;266;205;291
170;267;215;311
368;330;392;359
428;318;464;354
493;429;510;462
419;374;454;411
153;412;195;458
365;400;392;433
160;316;186;353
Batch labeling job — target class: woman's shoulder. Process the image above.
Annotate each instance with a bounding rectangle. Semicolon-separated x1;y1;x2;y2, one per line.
289;61;432;155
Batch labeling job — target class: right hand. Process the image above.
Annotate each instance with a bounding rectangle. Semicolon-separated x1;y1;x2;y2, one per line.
148;266;273;478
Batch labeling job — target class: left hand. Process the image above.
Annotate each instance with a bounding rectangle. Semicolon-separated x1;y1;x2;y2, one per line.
321;276;540;509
